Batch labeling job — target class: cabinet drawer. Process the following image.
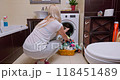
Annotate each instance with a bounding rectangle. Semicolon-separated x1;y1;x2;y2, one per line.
92;19;112;32
84;19;91;32
83;31;90;47
84;18;91;47
91;33;112;43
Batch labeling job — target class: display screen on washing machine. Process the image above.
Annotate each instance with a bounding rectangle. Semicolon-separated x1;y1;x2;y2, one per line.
62;22;74;37
70;15;76;18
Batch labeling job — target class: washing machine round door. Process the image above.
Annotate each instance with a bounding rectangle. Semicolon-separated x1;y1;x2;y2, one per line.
62;20;77;39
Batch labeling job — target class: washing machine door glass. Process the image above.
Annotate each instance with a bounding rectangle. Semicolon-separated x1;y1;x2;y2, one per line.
62;20;76;37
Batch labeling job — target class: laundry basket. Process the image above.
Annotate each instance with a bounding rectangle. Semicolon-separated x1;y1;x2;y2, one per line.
58;50;75;56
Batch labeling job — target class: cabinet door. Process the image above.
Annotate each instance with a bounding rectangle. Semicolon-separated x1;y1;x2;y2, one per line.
0;35;14;62
27;19;43;34
90;18;114;43
12;30;27;51
84;18;91;47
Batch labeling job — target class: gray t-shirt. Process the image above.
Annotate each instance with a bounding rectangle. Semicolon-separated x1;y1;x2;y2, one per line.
23;20;62;51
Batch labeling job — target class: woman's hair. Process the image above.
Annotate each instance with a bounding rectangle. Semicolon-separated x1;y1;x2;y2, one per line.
46;4;61;23
36;4;61;29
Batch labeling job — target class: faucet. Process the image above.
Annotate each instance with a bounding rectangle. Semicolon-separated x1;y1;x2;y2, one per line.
0;19;3;33
0;27;2;33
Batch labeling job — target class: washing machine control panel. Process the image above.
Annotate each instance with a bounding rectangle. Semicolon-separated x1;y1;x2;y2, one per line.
64;15;76;18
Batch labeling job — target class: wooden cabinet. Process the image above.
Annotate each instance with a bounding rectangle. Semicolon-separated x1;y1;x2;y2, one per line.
84;16;115;47
85;0;115;16
0;29;28;63
0;35;14;62
27;19;43;34
85;0;120;22
12;30;27;51
84;18;91;47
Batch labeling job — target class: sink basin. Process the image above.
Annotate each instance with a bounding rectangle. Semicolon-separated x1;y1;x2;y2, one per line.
2;26;16;32
34;11;48;19
1;25;24;32
0;25;28;37
0;28;2;33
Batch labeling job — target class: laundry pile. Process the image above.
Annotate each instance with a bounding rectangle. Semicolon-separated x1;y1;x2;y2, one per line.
59;36;82;53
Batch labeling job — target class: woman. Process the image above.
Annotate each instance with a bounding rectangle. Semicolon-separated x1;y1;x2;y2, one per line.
23;4;69;64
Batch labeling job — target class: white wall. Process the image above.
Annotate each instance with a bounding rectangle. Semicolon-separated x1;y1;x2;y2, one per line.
78;0;85;44
0;0;71;25
0;0;85;43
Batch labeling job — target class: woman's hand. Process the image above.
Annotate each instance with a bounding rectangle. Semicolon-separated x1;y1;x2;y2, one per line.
58;26;69;41
63;36;69;42
64;27;70;33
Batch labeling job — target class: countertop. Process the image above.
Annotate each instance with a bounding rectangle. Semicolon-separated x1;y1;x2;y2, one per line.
0;25;28;38
85;16;115;19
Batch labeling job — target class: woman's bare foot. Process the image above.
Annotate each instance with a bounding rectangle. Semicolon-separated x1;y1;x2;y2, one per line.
35;59;45;64
35;59;50;64
44;59;50;64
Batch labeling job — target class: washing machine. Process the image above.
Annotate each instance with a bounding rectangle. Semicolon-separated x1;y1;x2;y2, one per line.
61;13;79;43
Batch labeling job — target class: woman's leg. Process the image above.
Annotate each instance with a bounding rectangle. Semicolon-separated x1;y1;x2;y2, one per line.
42;40;61;61
36;40;61;64
35;59;45;64
45;47;59;61
23;40;61;63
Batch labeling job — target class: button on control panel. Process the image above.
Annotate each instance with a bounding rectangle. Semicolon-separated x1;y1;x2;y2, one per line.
65;15;67;18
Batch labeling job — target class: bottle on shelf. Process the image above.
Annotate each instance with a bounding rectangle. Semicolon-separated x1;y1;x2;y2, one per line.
112;21;119;42
3;16;8;27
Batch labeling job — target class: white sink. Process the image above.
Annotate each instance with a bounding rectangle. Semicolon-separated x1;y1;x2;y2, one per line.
34;11;48;19
1;25;22;32
0;25;28;37
0;29;2;33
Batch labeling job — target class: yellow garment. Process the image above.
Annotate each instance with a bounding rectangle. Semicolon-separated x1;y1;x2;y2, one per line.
116;32;120;42
67;36;71;39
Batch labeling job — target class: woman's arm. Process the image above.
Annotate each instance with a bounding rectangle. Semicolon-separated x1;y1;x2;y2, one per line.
58;26;69;41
